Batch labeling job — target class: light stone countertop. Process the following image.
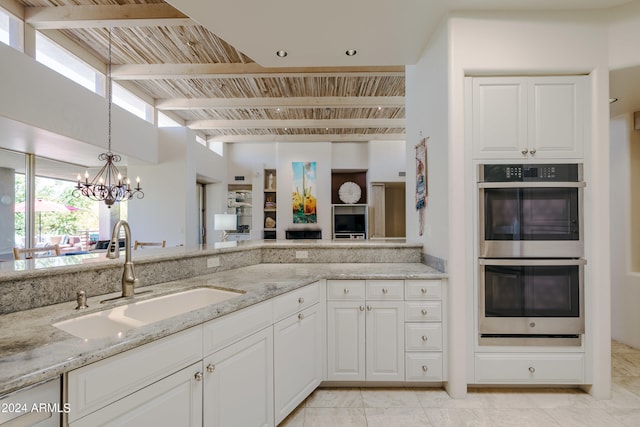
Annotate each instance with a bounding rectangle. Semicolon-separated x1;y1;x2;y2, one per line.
0;262;444;396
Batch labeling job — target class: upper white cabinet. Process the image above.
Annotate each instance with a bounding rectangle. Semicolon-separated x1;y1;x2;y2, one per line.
471;76;587;159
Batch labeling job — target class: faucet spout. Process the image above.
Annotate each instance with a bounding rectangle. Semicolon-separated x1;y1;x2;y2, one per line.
106;219;139;297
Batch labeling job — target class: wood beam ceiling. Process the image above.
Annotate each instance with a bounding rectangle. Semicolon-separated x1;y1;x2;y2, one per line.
156;96;405;110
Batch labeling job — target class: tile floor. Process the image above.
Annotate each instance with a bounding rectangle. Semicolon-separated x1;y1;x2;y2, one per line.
279;341;640;426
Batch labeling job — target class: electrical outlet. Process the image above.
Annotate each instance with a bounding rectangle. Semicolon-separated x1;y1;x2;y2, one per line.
295;250;308;259
207;257;220;268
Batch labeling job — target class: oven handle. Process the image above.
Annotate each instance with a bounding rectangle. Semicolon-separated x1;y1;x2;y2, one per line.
479;258;587;266
478;182;586;189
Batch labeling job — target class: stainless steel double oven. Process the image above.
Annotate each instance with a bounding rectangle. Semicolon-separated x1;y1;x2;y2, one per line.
477;164;586;345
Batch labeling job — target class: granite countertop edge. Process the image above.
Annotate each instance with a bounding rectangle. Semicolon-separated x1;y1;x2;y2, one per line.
0;263;446;396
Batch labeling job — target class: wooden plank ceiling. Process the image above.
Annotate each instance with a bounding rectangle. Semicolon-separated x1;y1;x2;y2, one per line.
14;0;406;143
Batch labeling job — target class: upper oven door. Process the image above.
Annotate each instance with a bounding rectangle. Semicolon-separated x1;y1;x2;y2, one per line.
479;181;584;258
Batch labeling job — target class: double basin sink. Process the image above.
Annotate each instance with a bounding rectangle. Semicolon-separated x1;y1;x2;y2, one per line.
53;287;243;340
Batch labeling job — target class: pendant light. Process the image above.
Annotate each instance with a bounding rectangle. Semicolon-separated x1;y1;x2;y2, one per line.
74;27;143;208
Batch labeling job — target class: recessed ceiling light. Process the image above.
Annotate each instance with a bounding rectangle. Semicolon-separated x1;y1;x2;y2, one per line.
276;50;288;58
345;49;357;56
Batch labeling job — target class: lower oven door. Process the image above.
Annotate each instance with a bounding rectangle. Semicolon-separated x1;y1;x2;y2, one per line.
479;258;585;336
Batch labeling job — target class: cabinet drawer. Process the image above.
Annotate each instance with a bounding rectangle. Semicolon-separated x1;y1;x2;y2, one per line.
0;378;60;427
327;280;365;301
405;280;442;300
203;299;273;355
405;353;443;382
405;301;442;322
273;281;320;322
365;280;404;300
405;323;442;352
67;326;203;423
474;353;584;384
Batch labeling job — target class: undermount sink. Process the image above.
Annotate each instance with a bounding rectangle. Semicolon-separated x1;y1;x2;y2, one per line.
53;288;243;340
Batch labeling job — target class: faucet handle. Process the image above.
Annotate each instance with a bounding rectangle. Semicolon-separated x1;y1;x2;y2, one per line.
76;291;89;310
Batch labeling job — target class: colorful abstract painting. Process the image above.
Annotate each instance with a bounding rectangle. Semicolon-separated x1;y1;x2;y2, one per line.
292;161;317;224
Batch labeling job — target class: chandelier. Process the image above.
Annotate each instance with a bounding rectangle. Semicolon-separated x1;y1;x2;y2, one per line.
74;28;143;208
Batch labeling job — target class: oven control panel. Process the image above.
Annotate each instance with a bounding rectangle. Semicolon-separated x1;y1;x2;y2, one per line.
481;164;581;182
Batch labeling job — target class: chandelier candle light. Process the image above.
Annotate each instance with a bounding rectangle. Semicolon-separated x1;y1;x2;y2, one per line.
74;27;143;208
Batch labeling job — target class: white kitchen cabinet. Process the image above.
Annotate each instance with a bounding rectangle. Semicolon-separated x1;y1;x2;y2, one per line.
474;353;584;384
203;327;274;427
71;362;203;427
326;280;404;382
471;76;586;159
274;304;323;425
0;378;61;427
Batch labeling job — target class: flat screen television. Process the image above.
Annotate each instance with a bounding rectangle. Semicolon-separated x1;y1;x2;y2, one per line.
334;214;366;233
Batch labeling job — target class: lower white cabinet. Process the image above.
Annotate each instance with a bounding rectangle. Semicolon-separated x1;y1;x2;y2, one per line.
474;353;585;384
274;304;323;425
326;280;405;382
204;327;274;427
71;362;203;427
0;378;61;427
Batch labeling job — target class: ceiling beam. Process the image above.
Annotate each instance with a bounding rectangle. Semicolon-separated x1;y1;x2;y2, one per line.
206;134;407;143
24;4;193;29
111;63;405;80
156;96;405;110
187;118;405;130
0;0;24;20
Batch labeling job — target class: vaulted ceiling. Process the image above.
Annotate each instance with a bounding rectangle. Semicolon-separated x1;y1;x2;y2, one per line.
7;0;633;144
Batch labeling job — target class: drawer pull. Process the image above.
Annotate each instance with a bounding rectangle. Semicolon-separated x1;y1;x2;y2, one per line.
367;305;372;311
521;148;529;155
529;148;537;155
529;367;535;374
359;305;365;311
421;288;427;294
344;288;349;294
421;309;428;315
298;297;305;304
194;372;203;381
421;335;428;342
298;313;305;320
422;365;429;372
206;364;215;373
382;288;388;294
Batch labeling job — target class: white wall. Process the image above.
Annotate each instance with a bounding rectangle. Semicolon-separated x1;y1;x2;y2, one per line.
331;142;369;170
367;140;406;182
607;0;640;70
128;128;223;247
610;114;640;348
0;43;157;164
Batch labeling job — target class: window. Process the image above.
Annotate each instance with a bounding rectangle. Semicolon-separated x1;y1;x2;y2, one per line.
158;111;182;127
35;33;102;93
113;82;153;122
0;7;22;50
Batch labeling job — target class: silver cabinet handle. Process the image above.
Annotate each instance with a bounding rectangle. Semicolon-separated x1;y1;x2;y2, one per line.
421;309;428;315
422;335;428;342
344;288;349;294
194;372;203;381
529;367;535;373
298;297;304;304
206;364;215;373
367;305;372;311
298;313;305;320
382;288;388;294
421;288;427;294
422;365;429;372
521;148;529;155
359;305;365;311
529;148;536;155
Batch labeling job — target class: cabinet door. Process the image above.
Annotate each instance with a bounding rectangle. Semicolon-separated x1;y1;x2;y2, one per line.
472;77;528;159
529;76;585;158
326;301;365;381
274;304;323;425
203;327;274;427
70;363;203;427
366;301;404;381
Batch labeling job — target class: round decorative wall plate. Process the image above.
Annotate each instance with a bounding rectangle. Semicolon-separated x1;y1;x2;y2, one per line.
338;181;362;204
